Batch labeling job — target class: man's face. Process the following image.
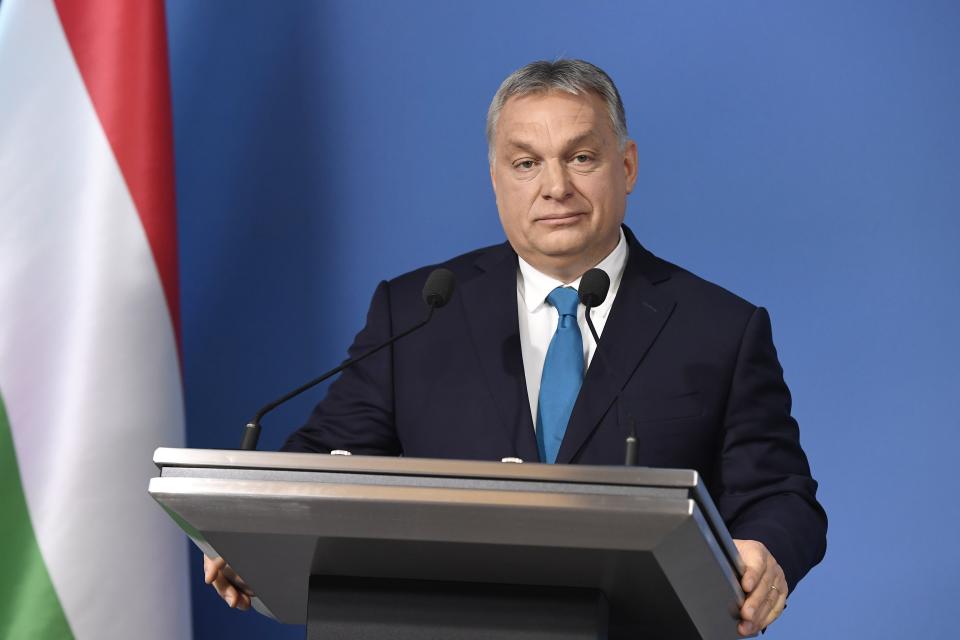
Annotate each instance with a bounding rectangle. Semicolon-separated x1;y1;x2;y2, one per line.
490;90;638;281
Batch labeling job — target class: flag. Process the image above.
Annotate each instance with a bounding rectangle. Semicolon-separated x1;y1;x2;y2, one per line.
0;0;190;637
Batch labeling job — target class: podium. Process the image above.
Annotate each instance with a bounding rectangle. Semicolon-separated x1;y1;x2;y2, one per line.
149;448;745;639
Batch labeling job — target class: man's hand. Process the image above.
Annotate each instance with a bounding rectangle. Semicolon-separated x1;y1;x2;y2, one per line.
733;539;787;637
203;555;254;611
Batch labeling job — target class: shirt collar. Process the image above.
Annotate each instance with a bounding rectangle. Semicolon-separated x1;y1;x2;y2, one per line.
517;227;629;313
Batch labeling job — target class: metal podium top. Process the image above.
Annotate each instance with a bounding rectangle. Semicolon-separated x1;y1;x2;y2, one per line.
153;447;740;567
153;447;703;486
150;448;744;639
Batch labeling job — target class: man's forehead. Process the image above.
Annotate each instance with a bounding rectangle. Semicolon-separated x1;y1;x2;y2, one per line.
501;130;605;153
496;90;612;142
499;91;604;124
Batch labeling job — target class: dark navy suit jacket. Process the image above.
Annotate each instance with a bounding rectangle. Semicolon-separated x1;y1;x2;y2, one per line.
283;226;827;592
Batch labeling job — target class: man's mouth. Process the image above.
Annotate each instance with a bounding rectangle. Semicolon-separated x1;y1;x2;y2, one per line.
536;212;587;226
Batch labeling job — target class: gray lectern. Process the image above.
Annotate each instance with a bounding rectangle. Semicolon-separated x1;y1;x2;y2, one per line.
149;448;745;639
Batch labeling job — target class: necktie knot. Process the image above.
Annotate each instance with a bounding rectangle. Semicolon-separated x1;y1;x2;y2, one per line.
547;286;579;325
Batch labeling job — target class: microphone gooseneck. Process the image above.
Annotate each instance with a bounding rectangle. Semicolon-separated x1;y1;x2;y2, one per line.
239;268;457;451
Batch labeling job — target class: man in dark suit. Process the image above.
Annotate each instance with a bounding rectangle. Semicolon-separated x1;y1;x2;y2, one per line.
206;59;826;636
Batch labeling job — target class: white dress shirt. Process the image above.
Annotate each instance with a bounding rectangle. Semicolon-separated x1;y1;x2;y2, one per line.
517;228;629;425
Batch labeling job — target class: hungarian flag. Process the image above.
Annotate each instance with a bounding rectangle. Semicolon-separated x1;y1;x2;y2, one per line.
0;0;190;637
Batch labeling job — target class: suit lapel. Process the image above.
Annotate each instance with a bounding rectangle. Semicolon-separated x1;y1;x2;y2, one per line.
458;244;540;462
555;229;677;464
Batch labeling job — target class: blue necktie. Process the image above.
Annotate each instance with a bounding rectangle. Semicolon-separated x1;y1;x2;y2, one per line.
536;286;584;464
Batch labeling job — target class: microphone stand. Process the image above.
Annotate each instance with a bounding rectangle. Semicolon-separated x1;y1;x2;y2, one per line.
239;306;436;451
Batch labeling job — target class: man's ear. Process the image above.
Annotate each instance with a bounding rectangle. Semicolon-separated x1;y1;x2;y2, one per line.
489;161;497;194
623;140;639;194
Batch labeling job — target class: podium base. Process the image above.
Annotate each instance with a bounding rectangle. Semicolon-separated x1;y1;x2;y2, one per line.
307;576;609;640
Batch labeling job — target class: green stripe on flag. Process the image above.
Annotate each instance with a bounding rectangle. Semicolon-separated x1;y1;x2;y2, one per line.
0;393;74;639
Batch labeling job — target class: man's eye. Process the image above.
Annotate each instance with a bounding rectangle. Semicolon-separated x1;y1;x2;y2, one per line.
514;160;537;171
572;154;593;164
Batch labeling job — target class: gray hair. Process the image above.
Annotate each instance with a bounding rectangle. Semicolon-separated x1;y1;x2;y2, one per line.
486;59;628;163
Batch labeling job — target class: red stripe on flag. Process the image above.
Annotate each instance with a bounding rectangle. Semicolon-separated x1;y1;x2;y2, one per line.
53;0;181;346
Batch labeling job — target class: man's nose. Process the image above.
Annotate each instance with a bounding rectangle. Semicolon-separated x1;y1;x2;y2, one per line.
540;160;573;201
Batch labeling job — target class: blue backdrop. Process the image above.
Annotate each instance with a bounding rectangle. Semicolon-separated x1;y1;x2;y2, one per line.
165;2;960;638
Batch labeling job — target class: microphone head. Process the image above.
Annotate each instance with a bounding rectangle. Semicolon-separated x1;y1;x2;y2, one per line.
578;268;610;308
422;268;456;308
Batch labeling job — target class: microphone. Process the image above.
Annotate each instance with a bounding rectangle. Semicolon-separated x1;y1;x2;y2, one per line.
577;268;610;346
579;269;635;467
422;268;456;309
239;268;457;450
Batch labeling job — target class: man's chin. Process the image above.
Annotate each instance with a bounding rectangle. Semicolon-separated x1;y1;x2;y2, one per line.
530;226;593;255
532;241;585;258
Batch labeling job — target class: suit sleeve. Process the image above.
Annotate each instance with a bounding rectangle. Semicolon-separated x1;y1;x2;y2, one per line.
718;306;827;593
281;280;402;455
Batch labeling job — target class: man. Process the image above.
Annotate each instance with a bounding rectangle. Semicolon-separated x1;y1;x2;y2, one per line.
206;59;827;636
